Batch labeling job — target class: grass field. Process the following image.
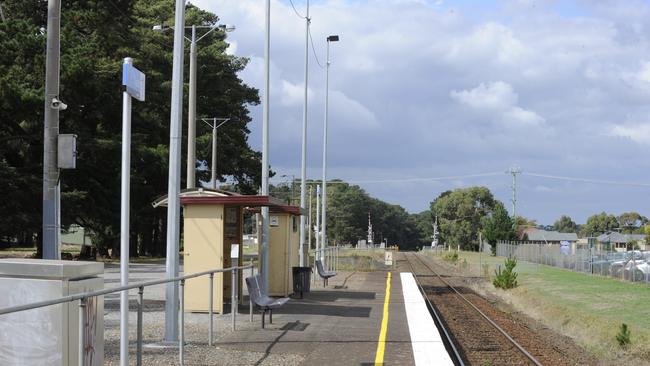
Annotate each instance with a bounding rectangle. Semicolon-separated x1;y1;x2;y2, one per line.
0;244;81;258
425;250;650;362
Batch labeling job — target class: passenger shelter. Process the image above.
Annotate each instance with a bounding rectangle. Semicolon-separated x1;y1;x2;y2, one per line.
250;204;304;297
152;188;285;314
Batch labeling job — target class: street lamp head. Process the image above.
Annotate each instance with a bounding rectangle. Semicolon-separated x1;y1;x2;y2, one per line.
219;24;236;32
152;24;163;31
327;35;339;42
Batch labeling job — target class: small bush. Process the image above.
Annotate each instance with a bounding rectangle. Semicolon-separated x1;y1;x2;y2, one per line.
493;256;518;289
616;323;631;348
443;251;459;264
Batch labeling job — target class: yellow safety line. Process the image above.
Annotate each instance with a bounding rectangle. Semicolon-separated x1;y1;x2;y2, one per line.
374;272;391;365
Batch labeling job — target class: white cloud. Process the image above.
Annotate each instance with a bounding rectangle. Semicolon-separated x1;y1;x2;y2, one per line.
450;82;545;126
280;80;303;106
450;81;518;110
610;123;650;144
193;0;650;222
225;40;237;56
503;107;545;126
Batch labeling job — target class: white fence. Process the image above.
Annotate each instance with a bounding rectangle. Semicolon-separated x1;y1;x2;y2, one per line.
496;241;650;284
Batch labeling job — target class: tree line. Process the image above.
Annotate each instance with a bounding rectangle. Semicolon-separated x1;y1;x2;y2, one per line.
0;0;261;256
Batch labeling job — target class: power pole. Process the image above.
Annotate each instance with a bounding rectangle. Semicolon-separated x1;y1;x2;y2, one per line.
260;0;271;294
507;166;522;222
298;0;310;267
308;185;312;250
43;0;62;260
367;212;373;247
164;0;186;344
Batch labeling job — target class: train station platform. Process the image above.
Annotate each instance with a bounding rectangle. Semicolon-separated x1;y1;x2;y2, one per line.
215;269;452;365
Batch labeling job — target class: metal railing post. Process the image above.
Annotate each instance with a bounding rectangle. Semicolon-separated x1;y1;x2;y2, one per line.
179;279;185;365
232;268;237;330
137;286;144;366
208;273;214;346
78;297;87;366
0;263;255;366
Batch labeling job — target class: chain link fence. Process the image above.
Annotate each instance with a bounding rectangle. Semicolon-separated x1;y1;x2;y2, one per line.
496;241;650;284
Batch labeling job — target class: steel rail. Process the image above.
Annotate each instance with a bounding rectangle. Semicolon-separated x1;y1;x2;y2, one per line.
407;253;544;366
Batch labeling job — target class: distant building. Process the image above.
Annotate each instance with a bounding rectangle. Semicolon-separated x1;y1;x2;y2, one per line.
597;232;647;252
520;228;578;244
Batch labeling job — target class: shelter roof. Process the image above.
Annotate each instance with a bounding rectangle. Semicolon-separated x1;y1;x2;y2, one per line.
246;205;305;215
152;188;285;208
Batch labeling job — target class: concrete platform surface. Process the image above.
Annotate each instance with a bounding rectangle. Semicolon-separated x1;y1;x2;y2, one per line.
216;270;416;365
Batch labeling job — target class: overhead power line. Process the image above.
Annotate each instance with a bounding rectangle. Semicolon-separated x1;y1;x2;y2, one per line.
524;172;650;188
270;172;503;185
308;26;324;68
288;0;307;19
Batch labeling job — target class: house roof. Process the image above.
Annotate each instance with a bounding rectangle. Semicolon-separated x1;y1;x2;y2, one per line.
527;230;578;242
597;232;645;243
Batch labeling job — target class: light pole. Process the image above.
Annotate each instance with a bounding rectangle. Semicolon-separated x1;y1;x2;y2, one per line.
152;23;235;189
316;184;320;259
200;117;231;189
299;0;311;268
261;0;271;294
321;35;339;252
162;0;186;345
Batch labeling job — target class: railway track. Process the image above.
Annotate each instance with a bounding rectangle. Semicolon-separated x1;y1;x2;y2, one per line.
403;252;544;366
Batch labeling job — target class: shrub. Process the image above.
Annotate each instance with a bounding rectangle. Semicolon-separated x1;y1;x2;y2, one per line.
493;256;518;289
443;251;459;264
616;323;631;348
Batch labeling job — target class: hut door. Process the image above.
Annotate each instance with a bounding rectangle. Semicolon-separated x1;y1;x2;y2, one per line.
223;206;242;302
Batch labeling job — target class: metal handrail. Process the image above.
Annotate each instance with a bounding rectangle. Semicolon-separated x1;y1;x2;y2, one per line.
0;263;254;366
0;263;252;315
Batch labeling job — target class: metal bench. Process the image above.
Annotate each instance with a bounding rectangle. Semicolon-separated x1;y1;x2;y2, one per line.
315;259;336;287
245;275;290;328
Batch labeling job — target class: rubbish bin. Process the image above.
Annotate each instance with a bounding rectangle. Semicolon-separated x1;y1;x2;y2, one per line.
0;259;104;366
292;267;312;298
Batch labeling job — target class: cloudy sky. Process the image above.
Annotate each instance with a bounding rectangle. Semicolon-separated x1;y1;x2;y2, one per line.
194;0;650;224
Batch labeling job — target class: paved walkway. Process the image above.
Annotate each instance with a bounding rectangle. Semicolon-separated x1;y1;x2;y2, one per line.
215;270;417;365
100;262;452;365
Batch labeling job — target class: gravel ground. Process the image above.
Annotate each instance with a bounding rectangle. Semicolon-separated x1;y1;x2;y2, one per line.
101;263;305;365
103;318;304;365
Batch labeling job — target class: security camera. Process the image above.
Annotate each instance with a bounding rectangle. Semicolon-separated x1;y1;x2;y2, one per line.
51;97;68;111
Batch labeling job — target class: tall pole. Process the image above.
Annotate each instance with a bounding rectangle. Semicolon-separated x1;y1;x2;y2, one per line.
321;40;331;252
298;1;310;268
164;0;186;343
211;118;217;189
316;185;320;259
260;0;271;294
119;58;133;366
187;25;197;188
308;185;313;250
507;166;521;224
43;0;62;260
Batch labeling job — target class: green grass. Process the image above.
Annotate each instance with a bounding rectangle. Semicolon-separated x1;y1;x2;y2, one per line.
243;244;258;256
425;250;650;362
